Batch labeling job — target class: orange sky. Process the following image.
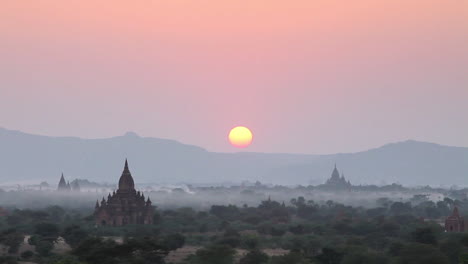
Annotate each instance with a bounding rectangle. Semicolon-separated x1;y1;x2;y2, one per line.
1;0;467;153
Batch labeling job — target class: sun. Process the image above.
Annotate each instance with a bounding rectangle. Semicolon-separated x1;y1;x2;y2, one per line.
229;126;253;148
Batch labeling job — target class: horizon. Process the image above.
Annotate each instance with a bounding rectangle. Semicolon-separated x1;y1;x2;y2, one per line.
1;125;467;187
0;126;464;156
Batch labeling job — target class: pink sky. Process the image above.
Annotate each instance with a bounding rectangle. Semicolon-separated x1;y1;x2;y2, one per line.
1;0;467;153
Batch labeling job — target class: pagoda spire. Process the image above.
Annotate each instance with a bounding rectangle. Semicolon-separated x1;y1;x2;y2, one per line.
124;159;129;173
118;159;135;191
331;164;340;179
58;173;68;191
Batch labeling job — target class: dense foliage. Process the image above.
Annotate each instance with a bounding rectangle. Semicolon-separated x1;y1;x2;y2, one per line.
0;194;468;263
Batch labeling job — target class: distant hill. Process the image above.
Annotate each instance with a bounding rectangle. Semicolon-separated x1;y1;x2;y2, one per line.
0;127;467;187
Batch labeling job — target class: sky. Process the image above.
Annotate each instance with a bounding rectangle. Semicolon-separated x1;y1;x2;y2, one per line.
0;0;467;154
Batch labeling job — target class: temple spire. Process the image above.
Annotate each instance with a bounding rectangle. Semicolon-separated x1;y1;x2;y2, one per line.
58;173;68;191
331;164;340;179
124;159;130;173
118;159;135;191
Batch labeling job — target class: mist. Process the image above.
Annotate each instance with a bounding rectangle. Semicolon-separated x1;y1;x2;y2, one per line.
0;182;456;212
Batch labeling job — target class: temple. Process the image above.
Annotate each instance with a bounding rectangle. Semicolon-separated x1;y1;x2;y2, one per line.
324;164;352;188
94;160;154;226
57;173;71;191
57;173;80;192
445;206;465;232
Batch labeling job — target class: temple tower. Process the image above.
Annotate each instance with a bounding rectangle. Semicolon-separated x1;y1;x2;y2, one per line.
57;173;71;191
445;206;465;232
94;160;154;226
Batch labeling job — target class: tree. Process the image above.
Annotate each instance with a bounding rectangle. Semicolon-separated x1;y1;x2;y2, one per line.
395;243;449;264
389;202;412;216
270;252;311;264
315;248;343;264
62;225;89;248
29;222;61;257
45;255;83;264
341;249;388;264
35;239;55;257
124;237;169;264
241;236;259;250
73;237;117;264
210;205;240;221
411;227;437;245
34;222;60;238
388;241;404;257
461;234;468;247
45;206;66;223
218;229;241;248
0;256;18;264
285;236;321;258
366;207;387;218
0;229;24;254
20;250;34;260
297;204;318;220
73;237;168;264
239;250;269;264
460;253;468;264
380;221;400;237
162;233;185;251
439;236;464;264
190;245;236;264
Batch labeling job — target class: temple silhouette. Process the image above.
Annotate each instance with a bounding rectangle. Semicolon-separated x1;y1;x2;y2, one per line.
57;173;71;191
94;160;154;226
323;164;352;188
57;173;80;192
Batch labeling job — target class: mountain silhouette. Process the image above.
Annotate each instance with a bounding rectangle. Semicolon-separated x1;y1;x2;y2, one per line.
0;127;467;186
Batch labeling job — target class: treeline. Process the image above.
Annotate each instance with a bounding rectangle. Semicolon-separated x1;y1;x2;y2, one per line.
0;195;468;263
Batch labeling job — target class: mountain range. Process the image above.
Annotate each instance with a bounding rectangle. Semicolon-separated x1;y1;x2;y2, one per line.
0;127;467;187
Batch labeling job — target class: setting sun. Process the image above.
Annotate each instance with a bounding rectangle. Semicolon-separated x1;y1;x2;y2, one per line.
228;126;253;148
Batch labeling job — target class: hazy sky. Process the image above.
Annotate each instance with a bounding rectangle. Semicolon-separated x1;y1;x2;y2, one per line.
1;0;467;154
